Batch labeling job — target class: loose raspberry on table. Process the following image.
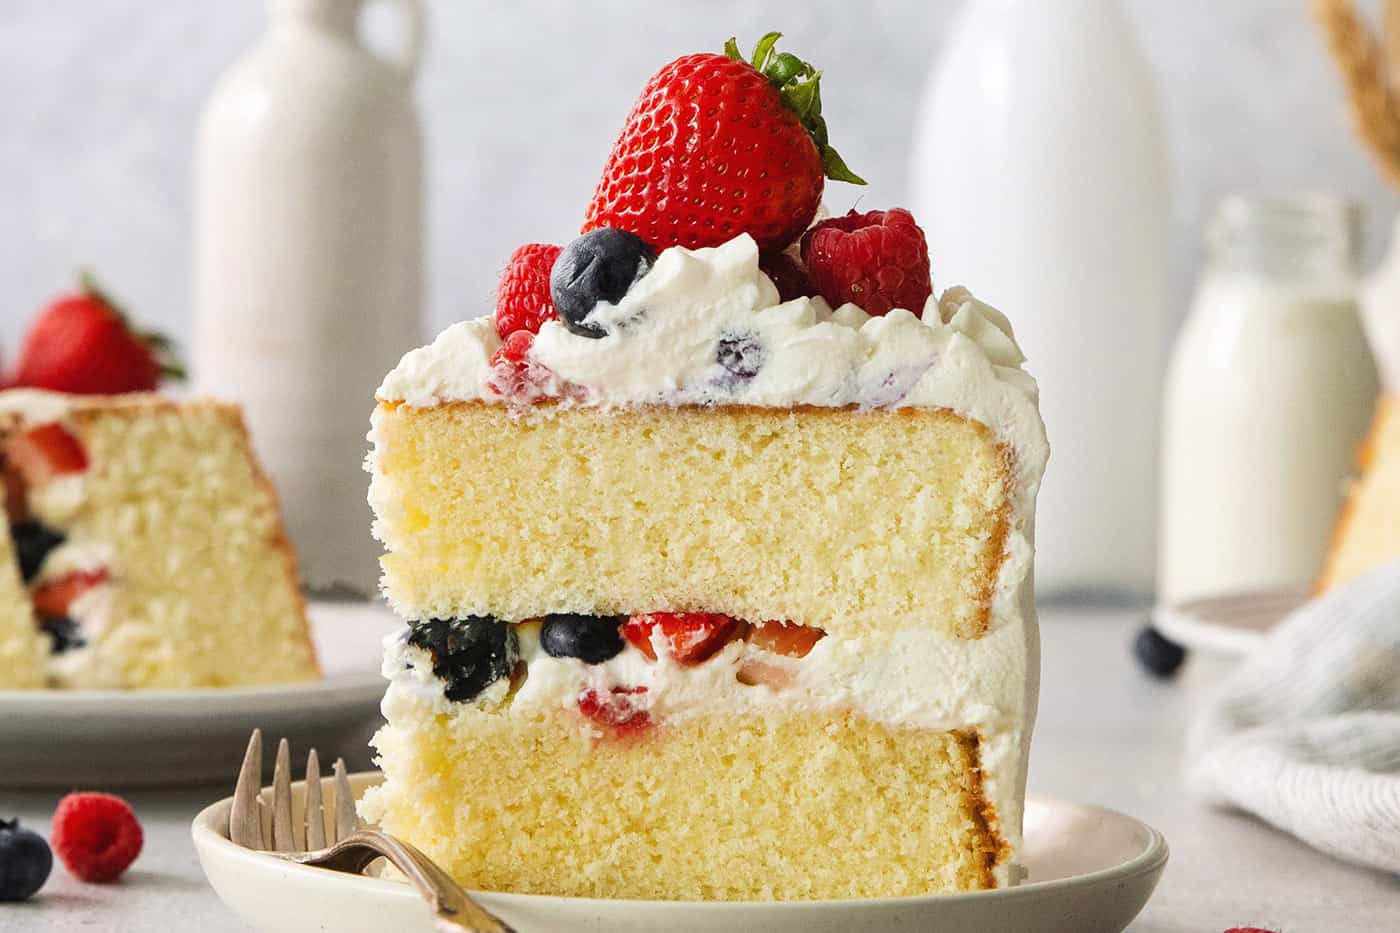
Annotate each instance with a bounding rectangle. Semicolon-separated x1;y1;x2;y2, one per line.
800;207;933;317
494;243;562;339
50;792;142;883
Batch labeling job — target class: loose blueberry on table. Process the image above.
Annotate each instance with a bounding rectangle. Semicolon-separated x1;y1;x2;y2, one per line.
0;818;52;902
1132;623;1186;678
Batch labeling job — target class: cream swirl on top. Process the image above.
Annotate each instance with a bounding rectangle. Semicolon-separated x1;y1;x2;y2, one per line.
378;232;1036;411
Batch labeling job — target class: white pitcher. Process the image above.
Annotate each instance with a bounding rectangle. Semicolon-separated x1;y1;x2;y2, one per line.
911;0;1172;600
193;0;424;594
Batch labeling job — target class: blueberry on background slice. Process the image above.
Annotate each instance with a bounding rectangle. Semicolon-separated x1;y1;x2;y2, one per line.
540;614;626;664
407;617;519;703
10;521;65;583
39;617;85;655
0;818;53;902
1132;623;1186;678
550;227;656;338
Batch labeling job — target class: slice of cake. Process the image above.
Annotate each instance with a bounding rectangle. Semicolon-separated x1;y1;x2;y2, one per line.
0;390;319;688
1317;395;1400;591
361;34;1047;901
0;481;45;688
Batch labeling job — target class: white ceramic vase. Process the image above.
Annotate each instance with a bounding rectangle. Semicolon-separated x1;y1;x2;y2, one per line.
192;0;424;594
911;0;1172;600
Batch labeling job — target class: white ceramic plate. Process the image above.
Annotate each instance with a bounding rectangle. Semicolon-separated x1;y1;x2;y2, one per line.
1152;585;1306;657
192;772;1168;933
0;601;397;787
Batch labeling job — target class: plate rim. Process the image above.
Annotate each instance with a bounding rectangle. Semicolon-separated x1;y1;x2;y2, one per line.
1152;583;1307;657
191;772;1170;910
0;670;385;711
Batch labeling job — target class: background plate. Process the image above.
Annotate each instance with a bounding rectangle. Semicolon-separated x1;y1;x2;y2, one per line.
0;601;397;787
193;773;1169;933
1152;585;1306;657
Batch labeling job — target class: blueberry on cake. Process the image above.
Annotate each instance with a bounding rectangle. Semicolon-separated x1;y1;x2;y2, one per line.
362;34;1048;901
0;391;318;688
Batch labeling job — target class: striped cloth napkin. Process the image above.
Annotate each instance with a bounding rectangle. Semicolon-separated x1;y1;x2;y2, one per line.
1187;560;1400;875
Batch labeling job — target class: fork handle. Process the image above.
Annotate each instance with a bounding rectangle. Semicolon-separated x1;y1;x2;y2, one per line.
281;830;515;932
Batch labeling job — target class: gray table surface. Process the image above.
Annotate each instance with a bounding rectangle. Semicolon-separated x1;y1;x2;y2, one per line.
3;607;1398;931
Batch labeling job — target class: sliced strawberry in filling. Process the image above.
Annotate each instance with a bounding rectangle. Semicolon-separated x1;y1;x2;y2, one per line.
5;423;89;488
748;620;826;658
621;612;742;664
32;568;108;619
578;685;651;733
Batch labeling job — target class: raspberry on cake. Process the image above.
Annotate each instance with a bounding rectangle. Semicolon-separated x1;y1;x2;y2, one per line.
362;32;1047;903
0;391;318;688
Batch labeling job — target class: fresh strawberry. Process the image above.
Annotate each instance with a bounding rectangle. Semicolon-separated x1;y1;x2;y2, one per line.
800;208;933;316
578;685;651;734
31;569;108;619
583;32;865;254
736;659;794;689
50;792;143;883
748;620;825;658
11;271;183;395
622;612;741;664
759;252;814;302
495;243;563;338
4;424;89;488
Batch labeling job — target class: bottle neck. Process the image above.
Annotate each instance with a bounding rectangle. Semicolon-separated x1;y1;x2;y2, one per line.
1204;195;1360;286
267;0;361;35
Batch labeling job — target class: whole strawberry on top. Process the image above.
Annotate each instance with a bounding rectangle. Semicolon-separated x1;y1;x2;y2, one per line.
583;32;864;254
10;271;183;395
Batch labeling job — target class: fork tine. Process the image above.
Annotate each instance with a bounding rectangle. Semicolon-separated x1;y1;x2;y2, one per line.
230;729;265;849
333;758;358;843
271;737;297;852
304;748;326;850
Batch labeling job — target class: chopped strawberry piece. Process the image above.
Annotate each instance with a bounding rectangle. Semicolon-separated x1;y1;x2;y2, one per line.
748;620;826;658
6;423;88;488
578;686;651;734
736;660;794;689
32;569;108;619
622;613;741;664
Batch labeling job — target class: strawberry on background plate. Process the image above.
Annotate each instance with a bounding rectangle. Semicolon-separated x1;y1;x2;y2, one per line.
10;271;183;395
583;32;865;254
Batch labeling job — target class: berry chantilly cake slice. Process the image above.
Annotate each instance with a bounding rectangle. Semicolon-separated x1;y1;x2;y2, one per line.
0;390;318;688
362;34;1048;901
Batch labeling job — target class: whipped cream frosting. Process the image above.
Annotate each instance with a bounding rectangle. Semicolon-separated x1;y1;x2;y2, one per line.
370;231;1048;885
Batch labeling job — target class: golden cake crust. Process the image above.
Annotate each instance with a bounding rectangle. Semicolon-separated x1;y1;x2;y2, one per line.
1316;395;1400;593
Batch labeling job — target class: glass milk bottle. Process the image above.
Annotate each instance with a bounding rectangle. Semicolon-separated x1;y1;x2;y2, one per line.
1158;196;1379;602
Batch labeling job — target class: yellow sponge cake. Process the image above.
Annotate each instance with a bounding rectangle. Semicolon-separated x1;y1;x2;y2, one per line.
0;391;318;688
363;234;1047;899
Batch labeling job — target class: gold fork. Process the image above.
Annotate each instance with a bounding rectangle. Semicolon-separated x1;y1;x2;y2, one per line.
230;729;514;933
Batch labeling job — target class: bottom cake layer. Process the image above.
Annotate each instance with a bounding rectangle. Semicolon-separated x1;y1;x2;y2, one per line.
362;700;1006;901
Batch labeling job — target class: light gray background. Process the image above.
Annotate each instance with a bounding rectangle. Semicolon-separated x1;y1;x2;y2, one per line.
1;0;1396;358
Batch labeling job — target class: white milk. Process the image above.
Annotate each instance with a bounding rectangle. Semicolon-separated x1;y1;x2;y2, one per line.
1158;196;1378;601
911;0;1171;599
